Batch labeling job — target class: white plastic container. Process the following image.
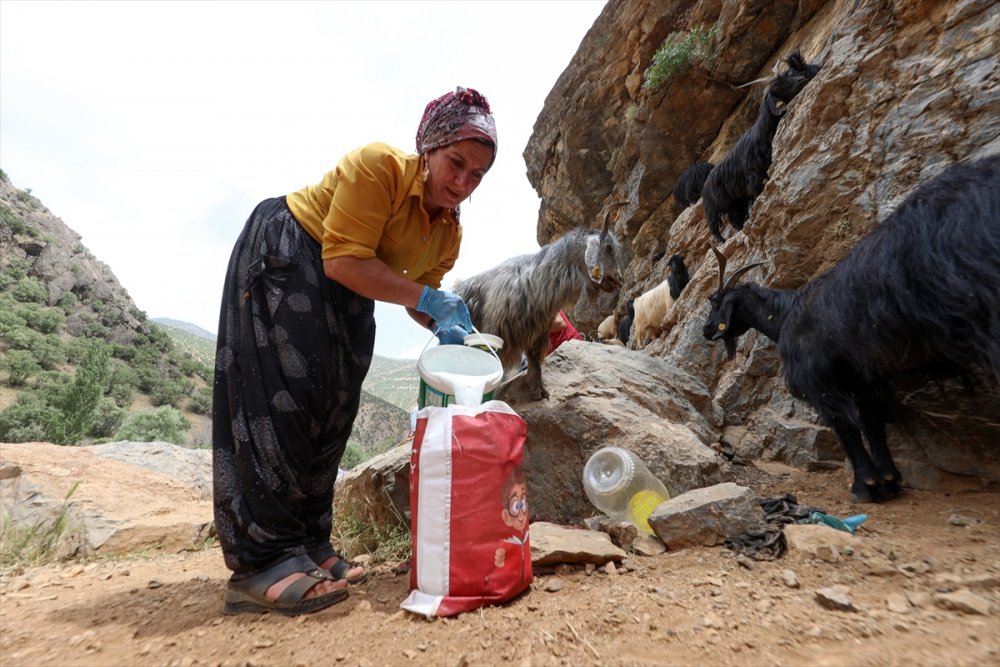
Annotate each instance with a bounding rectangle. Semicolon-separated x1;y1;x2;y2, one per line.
417;344;504;408
582;446;670;534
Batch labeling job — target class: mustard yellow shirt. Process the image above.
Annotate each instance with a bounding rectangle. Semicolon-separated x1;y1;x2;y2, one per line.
286;142;461;289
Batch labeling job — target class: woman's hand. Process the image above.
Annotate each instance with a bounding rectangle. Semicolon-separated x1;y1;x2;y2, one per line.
415;286;473;333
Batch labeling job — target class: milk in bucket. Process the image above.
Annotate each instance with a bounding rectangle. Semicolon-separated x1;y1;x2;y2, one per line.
417;343;504;408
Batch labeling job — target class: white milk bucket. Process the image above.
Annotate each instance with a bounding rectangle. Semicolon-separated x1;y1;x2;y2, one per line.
417;344;504;408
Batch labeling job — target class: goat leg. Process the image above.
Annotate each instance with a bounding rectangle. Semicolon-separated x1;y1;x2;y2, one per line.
857;398;903;500
729;201;750;232
829;418;885;503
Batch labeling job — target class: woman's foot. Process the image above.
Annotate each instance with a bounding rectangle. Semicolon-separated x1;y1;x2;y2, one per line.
266;571;347;601
318;555;367;584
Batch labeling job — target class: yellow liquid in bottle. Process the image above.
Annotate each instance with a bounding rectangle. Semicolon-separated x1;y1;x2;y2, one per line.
628;489;668;534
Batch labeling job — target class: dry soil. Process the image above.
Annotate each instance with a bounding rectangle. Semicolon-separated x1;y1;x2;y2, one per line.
1;464;998;667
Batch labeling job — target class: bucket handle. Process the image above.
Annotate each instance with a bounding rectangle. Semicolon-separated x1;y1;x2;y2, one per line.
420;324;503;366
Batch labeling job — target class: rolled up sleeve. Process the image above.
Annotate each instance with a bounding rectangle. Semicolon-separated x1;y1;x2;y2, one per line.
321;147;400;261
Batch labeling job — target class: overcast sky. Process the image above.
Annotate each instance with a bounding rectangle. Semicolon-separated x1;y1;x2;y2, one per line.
0;0;607;359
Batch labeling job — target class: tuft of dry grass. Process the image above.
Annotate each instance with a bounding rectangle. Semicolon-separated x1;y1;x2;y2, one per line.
0;481;82;572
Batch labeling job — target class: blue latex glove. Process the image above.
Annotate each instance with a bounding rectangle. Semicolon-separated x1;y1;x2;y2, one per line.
416;286;473;333
434;325;468;345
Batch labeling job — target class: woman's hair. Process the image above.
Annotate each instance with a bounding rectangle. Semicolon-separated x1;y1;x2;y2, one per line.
416;86;497;168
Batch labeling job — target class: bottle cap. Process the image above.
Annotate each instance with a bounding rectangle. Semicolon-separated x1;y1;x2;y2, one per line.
582;447;635;495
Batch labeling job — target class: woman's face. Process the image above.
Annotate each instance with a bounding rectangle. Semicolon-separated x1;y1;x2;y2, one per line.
423;139;494;213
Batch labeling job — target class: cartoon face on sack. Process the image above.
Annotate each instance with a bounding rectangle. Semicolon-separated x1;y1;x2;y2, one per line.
501;465;528;533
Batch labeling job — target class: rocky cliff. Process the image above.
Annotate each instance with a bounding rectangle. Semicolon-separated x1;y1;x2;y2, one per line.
521;0;999;500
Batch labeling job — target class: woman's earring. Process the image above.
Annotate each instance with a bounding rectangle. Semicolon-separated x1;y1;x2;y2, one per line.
422;164;429;183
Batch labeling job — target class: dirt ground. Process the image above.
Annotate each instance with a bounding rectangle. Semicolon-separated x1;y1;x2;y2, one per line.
1;463;998;667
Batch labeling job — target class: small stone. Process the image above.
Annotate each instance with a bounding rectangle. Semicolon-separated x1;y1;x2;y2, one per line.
814;544;840;563
885;593;911;614
816;585;857;612
736;555;755;570
780;570;799;589
947;514;982;527
603;562;618;575
147;580;163;589
934;590;993;615
543;578;564;593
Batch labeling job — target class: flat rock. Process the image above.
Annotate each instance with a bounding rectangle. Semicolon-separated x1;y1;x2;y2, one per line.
529;521;627;566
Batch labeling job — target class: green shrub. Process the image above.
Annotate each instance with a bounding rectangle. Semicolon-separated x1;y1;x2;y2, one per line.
188;385;213;415
0;350;40;386
56;291;78;313
114;406;190;444
12;277;47;304
23;306;65;334
29;334;66;371
107;363;137;408
2;324;42;351
0;205;37;237
150;378;186;408
340;442;366;470
89;398;126;438
0;394;59;443
643;24;718;89
0;304;27;336
2;256;30;281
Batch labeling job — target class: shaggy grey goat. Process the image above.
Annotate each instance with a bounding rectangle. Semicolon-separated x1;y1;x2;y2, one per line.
673;162;714;208
703;155;1000;503
701;50;822;243
454;203;625;401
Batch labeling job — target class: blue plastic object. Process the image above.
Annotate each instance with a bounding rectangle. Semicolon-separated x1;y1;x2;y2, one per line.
801;511;868;534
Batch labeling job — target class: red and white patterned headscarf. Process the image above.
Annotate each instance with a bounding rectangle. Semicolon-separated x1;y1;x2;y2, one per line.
415;87;497;168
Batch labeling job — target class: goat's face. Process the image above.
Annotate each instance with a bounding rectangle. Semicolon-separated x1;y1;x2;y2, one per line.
585;231;622;296
703;289;746;360
768;51;822;107
704;247;763;359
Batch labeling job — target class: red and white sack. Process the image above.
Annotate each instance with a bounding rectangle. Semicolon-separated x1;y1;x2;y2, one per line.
401;400;532;618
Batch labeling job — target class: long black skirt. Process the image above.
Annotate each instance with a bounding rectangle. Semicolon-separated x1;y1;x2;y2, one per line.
212;196;375;577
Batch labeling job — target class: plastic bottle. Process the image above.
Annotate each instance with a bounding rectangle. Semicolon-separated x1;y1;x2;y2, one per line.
582;447;670;534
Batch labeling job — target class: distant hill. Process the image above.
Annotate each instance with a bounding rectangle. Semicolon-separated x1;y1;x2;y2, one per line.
154;320;217;367
153;318;215;340
364;355;420;411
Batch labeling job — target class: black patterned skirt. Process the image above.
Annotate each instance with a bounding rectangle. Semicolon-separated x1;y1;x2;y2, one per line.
212;196;375;577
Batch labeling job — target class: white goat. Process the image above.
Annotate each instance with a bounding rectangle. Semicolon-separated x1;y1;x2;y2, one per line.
597;314;617;341
631;253;690;349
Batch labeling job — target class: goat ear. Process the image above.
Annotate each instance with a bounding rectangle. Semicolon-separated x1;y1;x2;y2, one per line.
585;235;604;283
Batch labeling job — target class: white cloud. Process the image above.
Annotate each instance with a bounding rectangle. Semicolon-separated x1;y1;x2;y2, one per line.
0;0;606;358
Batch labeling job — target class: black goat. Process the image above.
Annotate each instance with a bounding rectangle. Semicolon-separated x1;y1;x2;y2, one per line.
701;50;822;243
618;298;635;345
673;162;714;208
703;155;1000;502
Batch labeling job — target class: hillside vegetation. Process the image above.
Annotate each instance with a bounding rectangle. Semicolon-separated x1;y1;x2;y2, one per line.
0;169;414;462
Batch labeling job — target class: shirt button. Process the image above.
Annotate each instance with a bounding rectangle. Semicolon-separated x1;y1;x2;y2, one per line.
421;236;428;242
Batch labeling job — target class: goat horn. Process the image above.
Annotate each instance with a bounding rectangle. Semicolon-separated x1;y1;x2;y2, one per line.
723;262;765;291
711;246;728;293
601;200;629;234
735;76;772;89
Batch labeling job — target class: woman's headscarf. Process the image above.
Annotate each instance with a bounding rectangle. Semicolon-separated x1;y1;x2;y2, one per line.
415;87;497;168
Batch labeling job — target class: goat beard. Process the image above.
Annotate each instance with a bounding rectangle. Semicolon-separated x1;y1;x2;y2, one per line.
723;335;738;360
